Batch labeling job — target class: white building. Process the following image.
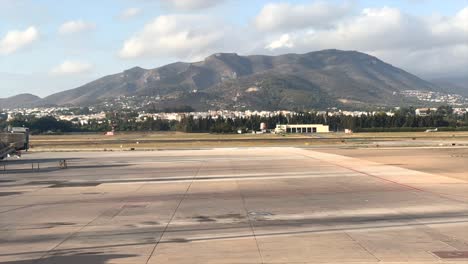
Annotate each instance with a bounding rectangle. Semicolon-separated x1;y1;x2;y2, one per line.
415;108;436;116
275;124;329;134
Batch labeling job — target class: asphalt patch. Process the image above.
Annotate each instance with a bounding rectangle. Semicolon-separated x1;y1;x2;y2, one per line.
434;251;468;259
40;222;77;228
249;211;274;217
48;182;101;188
0;192;22;197
141;221;160;225
166;238;190;243
0;180;16;183
26;180;62;185
216;213;244;219
193;215;216;222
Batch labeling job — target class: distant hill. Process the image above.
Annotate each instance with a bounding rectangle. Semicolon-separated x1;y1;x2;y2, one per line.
431;76;468;97
0;94;41;109
29;50;442;110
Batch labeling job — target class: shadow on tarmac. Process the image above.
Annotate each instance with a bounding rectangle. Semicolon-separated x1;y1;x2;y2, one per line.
1;163;132;175
2;210;468;250
0;158;81;165
0;251;137;264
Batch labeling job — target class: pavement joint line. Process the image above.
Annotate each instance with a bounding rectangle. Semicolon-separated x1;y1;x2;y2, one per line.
11;171;357;187
34;179;148;262
0;241;156;258
93;170;351;182
5;218;468;259
294;149;468;206
2;165;339;184
35;206;115;262
0;205;33;214
232;160;265;264
391;203;468;251
101;174;360;185
413;220;468;252
4;147;468;263
344;231;381;262
238;188;265;264
0;180;51;205
103;181;149;220
144;161;204;264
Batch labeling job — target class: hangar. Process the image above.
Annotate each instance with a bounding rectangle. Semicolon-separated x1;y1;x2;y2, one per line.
275;124;329;134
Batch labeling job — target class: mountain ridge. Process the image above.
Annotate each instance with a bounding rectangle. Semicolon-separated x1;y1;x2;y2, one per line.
3;50;446;110
0;94;41;109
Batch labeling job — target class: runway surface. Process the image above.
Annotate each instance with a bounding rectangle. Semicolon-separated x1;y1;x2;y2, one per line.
1;147;468;263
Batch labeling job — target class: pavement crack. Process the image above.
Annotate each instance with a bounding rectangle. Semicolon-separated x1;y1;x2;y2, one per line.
144;161;203;264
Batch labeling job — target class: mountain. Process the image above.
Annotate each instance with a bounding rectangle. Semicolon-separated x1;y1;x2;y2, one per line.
39;49;438;110
0;94;41;109
431;76;468;97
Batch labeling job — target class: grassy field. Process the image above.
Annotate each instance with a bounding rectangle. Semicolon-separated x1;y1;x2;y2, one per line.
28;131;468;151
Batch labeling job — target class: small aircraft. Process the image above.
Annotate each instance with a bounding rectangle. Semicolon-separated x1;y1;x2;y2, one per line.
425;128;438;133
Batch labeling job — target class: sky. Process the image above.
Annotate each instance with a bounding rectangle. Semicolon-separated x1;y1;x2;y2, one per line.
1;0;467;98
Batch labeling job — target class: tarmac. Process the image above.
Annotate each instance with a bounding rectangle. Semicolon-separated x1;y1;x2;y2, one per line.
1;147;468;264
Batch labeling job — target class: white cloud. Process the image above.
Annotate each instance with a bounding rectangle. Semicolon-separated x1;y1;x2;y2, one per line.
115;3;468;77
119;15;225;59
119;7;141;20
455;7;468;32
266;34;294;50
59;20;95;35
306;7;429;51
256;5;468;77
255;1;352;32
431;6;468;36
373;45;468;77
51;61;93;75
162;0;226;10
0;26;39;55
330;7;462;50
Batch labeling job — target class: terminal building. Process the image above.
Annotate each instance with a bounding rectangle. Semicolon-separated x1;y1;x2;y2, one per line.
275;124;329;134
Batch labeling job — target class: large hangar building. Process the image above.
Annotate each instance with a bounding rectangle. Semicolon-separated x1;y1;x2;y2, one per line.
275;124;329;134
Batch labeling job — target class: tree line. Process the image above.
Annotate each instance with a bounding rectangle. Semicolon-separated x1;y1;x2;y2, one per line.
3;106;468;134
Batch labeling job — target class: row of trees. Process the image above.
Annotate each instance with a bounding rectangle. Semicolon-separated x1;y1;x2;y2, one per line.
176;107;468;133
0;116;7;131
4;106;468;134
8;116;77;134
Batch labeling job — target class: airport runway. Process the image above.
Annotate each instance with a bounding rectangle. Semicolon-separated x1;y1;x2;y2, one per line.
1;147;468;263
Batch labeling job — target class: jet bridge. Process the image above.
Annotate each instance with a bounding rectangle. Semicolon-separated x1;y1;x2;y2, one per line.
0;127;29;160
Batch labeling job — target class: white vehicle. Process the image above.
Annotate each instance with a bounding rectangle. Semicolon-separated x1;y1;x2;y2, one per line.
425;128;438;133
